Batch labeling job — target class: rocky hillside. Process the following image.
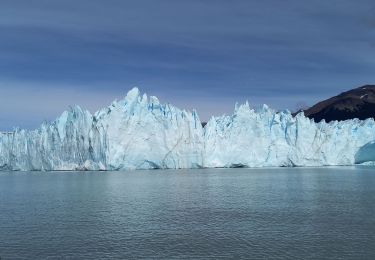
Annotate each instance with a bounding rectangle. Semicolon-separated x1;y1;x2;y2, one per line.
302;85;375;122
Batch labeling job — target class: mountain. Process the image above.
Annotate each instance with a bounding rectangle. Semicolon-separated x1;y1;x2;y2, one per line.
303;85;375;122
1;87;375;171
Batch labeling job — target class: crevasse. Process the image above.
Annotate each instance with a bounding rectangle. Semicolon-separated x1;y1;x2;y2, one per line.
1;88;375;171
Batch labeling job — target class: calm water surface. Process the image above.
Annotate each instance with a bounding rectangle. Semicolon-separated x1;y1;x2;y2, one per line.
1;167;375;259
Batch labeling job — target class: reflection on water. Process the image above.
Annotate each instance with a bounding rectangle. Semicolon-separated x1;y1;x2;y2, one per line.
0;167;375;259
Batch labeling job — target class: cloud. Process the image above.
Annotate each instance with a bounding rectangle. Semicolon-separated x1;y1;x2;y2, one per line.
1;0;375;129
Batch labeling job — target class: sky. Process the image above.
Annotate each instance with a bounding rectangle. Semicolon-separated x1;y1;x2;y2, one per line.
1;0;375;130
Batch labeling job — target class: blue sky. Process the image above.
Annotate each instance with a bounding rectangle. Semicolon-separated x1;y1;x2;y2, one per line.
1;0;375;130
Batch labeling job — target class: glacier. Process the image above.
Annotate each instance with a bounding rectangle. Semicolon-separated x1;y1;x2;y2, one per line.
1;87;375;171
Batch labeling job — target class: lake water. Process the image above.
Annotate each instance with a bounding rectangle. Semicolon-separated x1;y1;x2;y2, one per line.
1;167;375;259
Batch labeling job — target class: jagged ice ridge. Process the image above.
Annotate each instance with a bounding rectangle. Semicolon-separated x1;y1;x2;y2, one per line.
1;88;375;171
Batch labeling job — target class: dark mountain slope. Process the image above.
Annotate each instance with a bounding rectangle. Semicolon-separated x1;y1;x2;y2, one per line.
302;85;375;122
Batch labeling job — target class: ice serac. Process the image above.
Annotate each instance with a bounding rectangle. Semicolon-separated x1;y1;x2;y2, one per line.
1;88;375;171
204;103;375;167
0;106;106;171
93;88;204;170
0;88;204;170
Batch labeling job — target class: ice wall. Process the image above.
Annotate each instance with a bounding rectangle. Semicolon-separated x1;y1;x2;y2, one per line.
204;103;375;167
0;88;204;170
1;88;375;171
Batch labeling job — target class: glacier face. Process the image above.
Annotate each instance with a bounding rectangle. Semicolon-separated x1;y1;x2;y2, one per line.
93;88;204;170
204;103;375;167
1;88;375;171
0;88;204;171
